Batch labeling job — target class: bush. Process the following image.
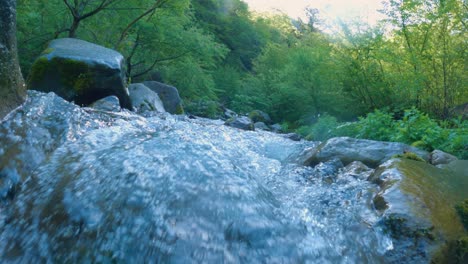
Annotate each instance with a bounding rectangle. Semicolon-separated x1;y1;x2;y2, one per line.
356;109;395;141
184;99;222;118
392;108;448;151
308;115;339;141
293;108;467;159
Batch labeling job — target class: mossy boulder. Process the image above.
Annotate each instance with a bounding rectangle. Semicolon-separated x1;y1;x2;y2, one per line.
369;159;468;262
142;81;183;114
27;38;131;109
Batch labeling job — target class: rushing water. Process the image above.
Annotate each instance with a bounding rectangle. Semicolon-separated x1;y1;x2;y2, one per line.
0;91;398;263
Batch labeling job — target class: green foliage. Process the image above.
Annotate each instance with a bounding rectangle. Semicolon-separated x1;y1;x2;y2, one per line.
298;115;339;141
184;98;222;119
296;108;467;159
356;110;395;141
16;0;467;149
392;152;426;162
392;108;448;151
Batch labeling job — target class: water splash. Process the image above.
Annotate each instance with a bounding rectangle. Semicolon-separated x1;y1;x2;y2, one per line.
0;91;396;262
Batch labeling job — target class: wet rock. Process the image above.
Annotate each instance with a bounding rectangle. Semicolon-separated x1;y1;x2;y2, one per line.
142;81;183;114
128;83;165;113
249;110;272;124
430;149;458;166
225;116;254;131
254;122;270;131
341;161;373;181
224;108;237;119
303;137;429;168
369;159;468;262
310;158;343;183
89;96;121;112
270;124;282;133
282;133;302;141
27;38;132;109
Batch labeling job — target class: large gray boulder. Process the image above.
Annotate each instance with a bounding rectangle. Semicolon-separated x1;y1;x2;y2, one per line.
303;137;429;168
142;81;183;114
128;83;165;113
27;38;131;109
0;0;26;118
430;149;458;166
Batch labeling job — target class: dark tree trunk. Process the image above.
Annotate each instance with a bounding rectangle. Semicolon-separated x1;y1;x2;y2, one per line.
0;0;25;119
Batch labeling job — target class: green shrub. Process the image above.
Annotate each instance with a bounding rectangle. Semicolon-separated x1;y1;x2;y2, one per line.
392;152;426;162
392;108;448;151
334;122;360;138
356;109;395;141
184;99;222;118
308;115;339;141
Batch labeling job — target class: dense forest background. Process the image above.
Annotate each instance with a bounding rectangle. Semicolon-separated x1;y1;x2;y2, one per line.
16;0;467;157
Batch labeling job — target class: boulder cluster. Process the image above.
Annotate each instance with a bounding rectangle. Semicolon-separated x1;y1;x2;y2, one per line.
297;136;467;262
26;38;302;139
27;38;183;115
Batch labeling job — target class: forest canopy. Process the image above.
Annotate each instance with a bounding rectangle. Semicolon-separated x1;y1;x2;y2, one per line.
16;0;467;155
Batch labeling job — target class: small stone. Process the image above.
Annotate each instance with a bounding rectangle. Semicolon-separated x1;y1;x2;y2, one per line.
89;96;121;112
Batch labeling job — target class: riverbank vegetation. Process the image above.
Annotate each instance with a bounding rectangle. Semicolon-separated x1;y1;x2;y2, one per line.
16;0;467;157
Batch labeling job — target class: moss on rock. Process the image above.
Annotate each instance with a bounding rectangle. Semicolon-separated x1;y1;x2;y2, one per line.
175;104;185;115
455;200;468;231
392;151;426;162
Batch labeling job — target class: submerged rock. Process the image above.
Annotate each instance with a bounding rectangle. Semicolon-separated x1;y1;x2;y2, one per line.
27;38;131;109
128;83;165;113
225;116;254;131
89;96;121;112
303;137;429;168
142;81;183;114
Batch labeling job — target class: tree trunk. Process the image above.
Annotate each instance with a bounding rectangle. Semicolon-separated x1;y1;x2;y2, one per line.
0;0;25;119
68;18;80;38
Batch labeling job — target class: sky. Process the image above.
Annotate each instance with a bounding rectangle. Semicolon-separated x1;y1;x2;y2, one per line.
243;0;386;26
